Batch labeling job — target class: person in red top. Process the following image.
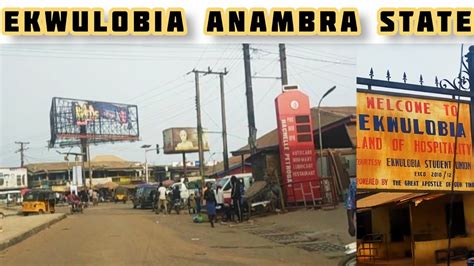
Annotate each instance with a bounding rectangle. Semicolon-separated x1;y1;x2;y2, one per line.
67;191;81;205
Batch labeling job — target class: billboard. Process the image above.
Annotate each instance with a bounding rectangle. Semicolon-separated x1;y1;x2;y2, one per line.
357;91;473;192
163;127;209;154
49;97;139;147
275;88;320;203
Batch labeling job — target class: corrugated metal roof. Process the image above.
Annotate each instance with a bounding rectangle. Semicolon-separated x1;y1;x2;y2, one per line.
232;106;355;155
357;192;427;209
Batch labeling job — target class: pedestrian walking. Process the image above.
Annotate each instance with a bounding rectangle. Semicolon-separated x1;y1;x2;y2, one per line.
195;184;202;213
157;183;168;214
92;190;99;206
215;185;224;220
231;176;242;222
204;182;217;227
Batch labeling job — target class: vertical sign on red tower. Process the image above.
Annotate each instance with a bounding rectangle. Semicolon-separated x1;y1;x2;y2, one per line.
275;86;320;203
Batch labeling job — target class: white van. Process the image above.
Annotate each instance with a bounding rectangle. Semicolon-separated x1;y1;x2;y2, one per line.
215;173;254;204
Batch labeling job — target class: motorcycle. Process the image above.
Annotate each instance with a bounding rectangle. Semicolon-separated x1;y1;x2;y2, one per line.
170;199;181;214
338;242;356;266
70;201;84;214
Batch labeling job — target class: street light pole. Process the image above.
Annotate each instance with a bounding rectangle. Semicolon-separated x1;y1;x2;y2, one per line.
145;150;149;183
141;144;154;183
317;86;336;179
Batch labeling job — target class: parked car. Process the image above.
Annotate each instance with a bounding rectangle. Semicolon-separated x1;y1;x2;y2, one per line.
132;184;158;209
215;173;254;204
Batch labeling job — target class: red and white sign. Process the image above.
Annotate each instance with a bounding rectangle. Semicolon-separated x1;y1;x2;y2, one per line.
275;88;320;203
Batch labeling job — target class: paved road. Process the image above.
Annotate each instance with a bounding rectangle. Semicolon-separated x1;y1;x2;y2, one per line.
0;203;333;266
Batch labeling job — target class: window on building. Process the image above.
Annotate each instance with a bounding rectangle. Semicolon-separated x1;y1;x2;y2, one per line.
357;210;373;239
390;207;411;242
0;173;4;186
445;201;467;237
17;175;22;186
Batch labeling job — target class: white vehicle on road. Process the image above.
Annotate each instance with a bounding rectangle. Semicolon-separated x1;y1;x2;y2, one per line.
215;173;254;204
171;182;190;202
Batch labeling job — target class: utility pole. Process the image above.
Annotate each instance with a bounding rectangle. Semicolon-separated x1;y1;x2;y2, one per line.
219;70;230;172
15;141;30;167
243;44;257;155
243;43;259;180
279;43;289;86
189;68;231;177
191;70;206;179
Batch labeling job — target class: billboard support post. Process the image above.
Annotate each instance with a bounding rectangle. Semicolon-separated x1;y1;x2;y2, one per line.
182;153;187;178
87;144;92;188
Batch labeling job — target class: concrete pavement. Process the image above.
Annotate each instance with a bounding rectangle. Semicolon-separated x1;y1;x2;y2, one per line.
0;213;66;252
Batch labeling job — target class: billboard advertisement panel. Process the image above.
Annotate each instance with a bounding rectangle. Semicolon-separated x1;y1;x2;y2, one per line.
49;97;139;147
163;127;209;154
275;88;320;203
357;91;474;192
73;101;130;126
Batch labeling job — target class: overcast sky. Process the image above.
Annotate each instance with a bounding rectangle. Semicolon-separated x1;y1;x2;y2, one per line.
357;44;467;96
0;44;356;167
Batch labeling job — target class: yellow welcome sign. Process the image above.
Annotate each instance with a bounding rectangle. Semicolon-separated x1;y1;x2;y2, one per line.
357;91;474;191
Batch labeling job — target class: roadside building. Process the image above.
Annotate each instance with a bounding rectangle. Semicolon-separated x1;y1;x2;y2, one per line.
355;80;474;265
26;155;143;190
205;155;252;178
0;167;28;205
357;192;474;265
231;106;356;205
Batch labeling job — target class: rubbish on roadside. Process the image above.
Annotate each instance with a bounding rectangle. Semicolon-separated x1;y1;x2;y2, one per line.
155;220;159;224
191;238;200;241
192;214;203;223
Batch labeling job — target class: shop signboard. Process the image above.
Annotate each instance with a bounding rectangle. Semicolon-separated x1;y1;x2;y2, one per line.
357;91;474;192
275;87;320;203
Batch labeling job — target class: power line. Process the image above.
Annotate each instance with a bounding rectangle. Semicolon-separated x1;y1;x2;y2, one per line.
251;47;356;66
14;141;30;167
